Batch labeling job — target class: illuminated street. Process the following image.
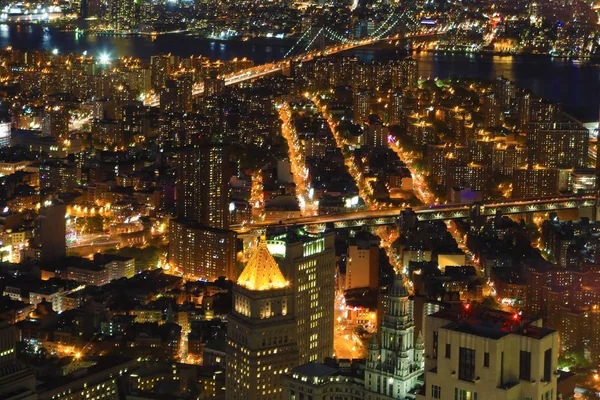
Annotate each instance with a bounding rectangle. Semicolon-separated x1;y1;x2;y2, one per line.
311;95;375;207
334;293;368;360
388;139;437;205
277;101;317;215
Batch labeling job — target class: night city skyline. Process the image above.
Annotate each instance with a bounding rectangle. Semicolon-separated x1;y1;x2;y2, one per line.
0;0;598;400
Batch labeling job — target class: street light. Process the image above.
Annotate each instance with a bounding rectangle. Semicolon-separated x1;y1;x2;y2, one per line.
98;52;111;65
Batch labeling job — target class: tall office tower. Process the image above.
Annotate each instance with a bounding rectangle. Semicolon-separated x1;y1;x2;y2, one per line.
418;308;558;400
482;93;501;127
530;126;588;169
494;76;515;110
0;320;36;399
365;275;423;399
353;88;370;124
108;0;137;31
176;144;230;229
160;74;193;114
33;200;66;263
346;234;379;291
169;143;234;280
268;229;335;364
517;93;531;131
151;54;179;90
226;239;299;400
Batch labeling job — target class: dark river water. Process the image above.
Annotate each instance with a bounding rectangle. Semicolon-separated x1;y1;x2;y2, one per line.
2;25;599;121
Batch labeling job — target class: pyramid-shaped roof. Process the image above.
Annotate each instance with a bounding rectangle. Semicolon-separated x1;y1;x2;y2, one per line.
237;236;288;291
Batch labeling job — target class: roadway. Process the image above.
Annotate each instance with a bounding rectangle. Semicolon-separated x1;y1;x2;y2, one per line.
231;195;597;232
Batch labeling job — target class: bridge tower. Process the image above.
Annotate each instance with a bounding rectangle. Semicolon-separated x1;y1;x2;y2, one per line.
318;28;326;53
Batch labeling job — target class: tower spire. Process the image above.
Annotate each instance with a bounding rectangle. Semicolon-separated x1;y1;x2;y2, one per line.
237;236;288;291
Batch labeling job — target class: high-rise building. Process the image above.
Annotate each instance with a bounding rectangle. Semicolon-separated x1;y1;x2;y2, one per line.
482;93;501;127
512;165;559;199
445;162;488;196
226;238;299;400
0;320;36;399
0;122;10;147
365;275;424;398
353;89;370;124
367;116;389;149
517;93;531;131
176;144;230;229
530;125;588;169
160;74;193;113
491;143;528;176
41;105;69;138
168;219;236;280
268;229;335;364
388;91;405;126
151;54;179;90
283;275;424;400
108;0;138;31
168;143;235;280
204;70;225;97
494;76;515;110
390;58;418;89
401;58;418;88
531;100;560;122
33;200;66;263
346;235;379;291
417;308;558;400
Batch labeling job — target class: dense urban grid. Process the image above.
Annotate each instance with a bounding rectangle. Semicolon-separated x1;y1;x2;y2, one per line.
0;0;597;400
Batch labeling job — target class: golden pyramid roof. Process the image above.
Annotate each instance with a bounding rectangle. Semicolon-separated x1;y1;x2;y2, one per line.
237;236;288;291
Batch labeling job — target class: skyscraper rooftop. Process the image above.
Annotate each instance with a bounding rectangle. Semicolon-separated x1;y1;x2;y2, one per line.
237;237;289;291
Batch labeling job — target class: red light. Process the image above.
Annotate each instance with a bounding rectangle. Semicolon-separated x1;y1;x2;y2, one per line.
464;303;470;310
513;313;519;320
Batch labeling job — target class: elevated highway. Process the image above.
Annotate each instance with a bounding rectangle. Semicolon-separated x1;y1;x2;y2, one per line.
232;195;598;234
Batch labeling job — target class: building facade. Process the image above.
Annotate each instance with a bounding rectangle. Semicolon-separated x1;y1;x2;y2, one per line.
268;229;335;365
226;238;299;400
365;275;424;399
417;308;558;400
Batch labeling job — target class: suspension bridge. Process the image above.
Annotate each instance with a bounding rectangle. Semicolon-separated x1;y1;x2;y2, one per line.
145;11;418;107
